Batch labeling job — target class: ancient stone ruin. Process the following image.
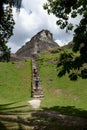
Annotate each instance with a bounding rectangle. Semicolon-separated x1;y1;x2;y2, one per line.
15;29;59;59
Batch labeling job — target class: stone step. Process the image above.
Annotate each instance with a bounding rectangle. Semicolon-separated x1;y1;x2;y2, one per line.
31;59;44;98
33;94;44;98
32;90;43;95
33;92;43;96
32;88;44;97
32;87;42;90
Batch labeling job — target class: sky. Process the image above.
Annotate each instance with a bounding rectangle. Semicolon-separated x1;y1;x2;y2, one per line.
7;0;80;53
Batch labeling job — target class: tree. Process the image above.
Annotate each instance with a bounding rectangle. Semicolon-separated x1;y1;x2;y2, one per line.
43;0;87;79
43;0;86;30
0;0;22;61
0;3;15;61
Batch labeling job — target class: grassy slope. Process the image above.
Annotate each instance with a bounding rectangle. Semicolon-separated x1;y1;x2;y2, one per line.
37;51;87;117
0;51;87;115
0;61;32;111
0;52;87;129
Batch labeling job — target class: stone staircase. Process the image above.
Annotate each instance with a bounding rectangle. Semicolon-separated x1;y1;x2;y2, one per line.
31;59;44;98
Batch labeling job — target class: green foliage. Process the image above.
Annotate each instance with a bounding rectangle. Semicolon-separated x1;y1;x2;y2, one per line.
0;9;15;43
57;50;87;80
73;14;87;64
43;0;87;31
0;0;22;61
69;73;78;81
0;2;15;61
57;50;73;77
81;68;87;79
44;0;87;78
0;47;11;62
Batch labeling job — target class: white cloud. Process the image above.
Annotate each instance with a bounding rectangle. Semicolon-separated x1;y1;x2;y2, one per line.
7;0;80;53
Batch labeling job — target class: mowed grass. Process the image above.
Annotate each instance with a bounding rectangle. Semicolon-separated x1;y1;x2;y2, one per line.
37;51;87;117
0;61;32;111
0;53;87;129
0;53;87;115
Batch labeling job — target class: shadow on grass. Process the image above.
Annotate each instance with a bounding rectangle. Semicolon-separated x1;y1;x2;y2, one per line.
0;102;32;129
42;106;87;118
0;121;7;130
0;102;28;111
29;106;87;130
0;104;87;130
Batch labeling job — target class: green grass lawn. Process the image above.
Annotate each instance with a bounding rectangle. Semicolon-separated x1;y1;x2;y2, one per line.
37;52;87;118
0;53;87;129
0;61;32;112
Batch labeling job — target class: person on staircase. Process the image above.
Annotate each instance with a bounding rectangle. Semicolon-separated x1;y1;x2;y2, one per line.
35;77;39;90
33;65;38;77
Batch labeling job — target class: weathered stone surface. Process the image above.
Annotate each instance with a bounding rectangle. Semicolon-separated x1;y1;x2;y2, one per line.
15;30;59;58
10;53;21;61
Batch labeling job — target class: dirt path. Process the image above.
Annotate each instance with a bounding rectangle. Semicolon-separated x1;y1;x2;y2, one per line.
28;99;41;109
